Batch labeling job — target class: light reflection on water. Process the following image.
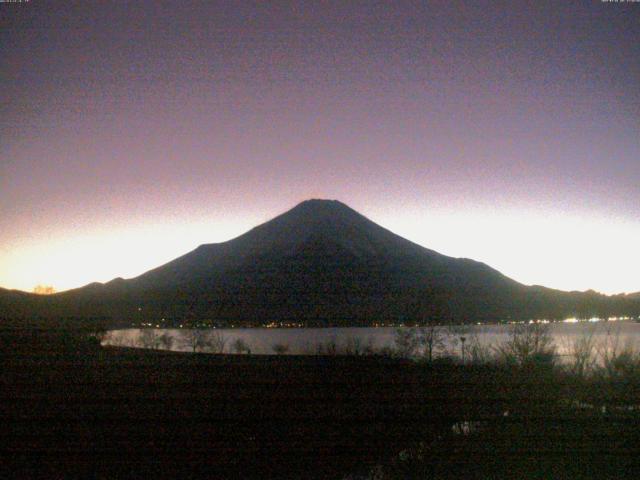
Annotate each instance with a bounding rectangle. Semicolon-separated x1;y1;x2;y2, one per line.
103;321;640;360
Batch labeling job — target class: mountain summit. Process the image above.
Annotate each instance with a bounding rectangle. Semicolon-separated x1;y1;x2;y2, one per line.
208;198;429;256
2;200;639;326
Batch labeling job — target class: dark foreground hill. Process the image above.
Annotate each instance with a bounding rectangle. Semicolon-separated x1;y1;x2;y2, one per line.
1;200;639;327
1;336;639;479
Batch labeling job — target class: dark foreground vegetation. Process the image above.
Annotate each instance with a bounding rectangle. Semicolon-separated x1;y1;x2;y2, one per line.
1;327;639;479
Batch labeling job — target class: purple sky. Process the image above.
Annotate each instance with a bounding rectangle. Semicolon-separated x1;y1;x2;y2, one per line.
1;1;639;294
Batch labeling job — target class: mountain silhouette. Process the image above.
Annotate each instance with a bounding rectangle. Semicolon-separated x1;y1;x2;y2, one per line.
1;200;639;327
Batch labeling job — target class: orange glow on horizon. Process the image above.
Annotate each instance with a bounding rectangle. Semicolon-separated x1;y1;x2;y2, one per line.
1;206;639;296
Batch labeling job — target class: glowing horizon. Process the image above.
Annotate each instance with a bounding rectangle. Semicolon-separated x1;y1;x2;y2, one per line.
1;201;639;296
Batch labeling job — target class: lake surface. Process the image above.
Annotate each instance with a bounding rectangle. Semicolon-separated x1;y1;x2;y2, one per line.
104;320;640;361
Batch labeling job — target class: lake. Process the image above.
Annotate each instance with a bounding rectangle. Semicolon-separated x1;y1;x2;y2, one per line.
104;319;640;361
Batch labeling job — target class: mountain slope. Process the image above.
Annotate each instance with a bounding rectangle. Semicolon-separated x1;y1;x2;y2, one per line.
1;200;639;327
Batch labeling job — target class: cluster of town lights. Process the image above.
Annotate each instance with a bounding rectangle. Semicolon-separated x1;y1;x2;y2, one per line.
131;316;636;329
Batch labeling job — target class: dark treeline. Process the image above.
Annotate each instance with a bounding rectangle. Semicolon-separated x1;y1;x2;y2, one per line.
2;285;639;330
